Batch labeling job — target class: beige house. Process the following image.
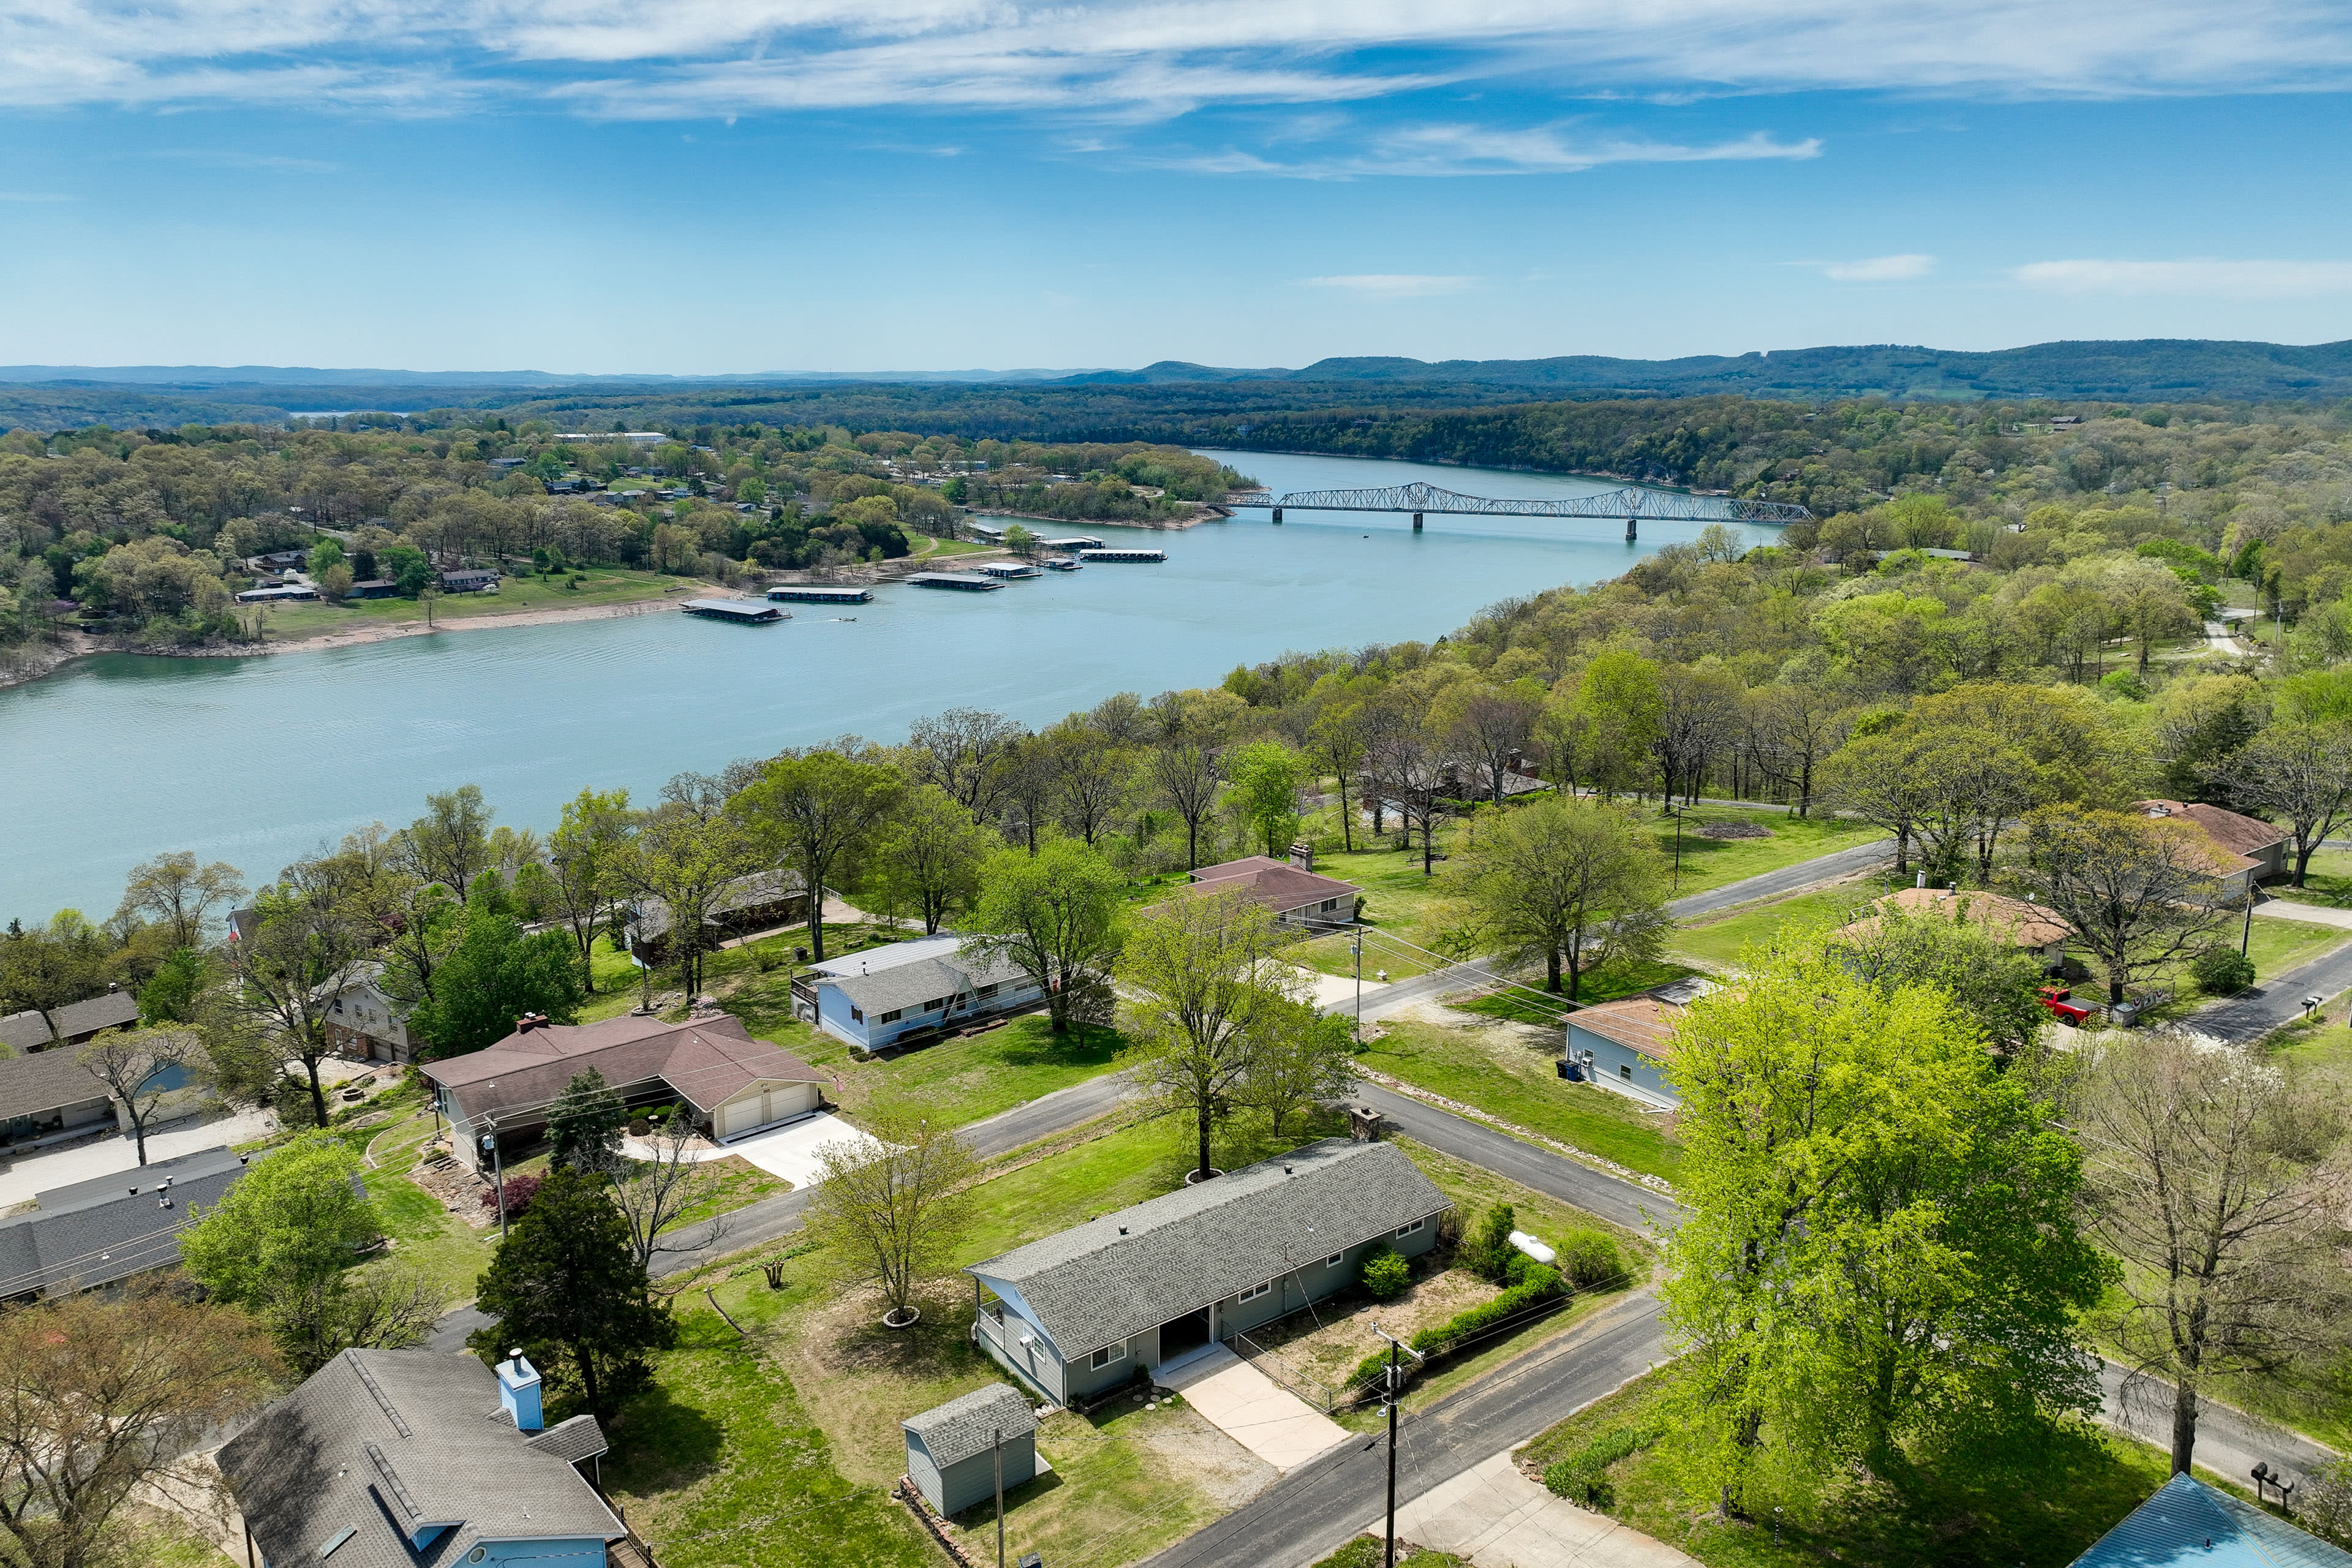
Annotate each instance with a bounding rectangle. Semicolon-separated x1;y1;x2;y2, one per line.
317;962;414;1064
2135;800;2288;899
1833;885;2075;967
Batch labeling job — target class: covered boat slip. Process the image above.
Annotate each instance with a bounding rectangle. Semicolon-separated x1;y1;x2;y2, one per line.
766;584;873;603
680;597;786;622
1079;547;1166;562
903;571;1005;591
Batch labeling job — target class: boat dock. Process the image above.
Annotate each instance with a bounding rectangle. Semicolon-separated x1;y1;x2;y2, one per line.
1043;556;1082;571
903;572;1005;592
766;585;873;604
682;598;787;623
1041;535;1105;550
1078;547;1166;563
976;562;1042;579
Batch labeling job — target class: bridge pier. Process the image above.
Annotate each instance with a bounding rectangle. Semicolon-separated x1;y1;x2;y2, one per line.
1271;507;1282;523
1625;514;1637;543
1412;511;1422;531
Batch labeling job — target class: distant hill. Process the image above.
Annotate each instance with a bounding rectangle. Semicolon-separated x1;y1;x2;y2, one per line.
9;338;2352;432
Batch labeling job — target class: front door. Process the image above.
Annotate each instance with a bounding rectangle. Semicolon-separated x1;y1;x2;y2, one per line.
1159;1307;1212;1361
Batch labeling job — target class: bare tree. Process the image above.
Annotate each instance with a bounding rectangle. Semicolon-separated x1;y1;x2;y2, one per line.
76;1027;198;1166
1365;708;1451;876
2075;1030;2352;1474
1442;687;1538;807
906;707;1027;823
231;858;377;1126
2221;722;2352;886
2015;806;2233;1005
605;1109;733;1270
620;774;767;993
1044;718;1131;845
1148;690;1242;870
807;1104;977;1325
1651;663;1742;806
115;851;247;950
1743;682;1851;815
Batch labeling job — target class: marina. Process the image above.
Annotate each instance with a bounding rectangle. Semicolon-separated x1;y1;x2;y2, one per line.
976;562;1044;579
1079;546;1167;562
680;598;786;623
766;585;874;604
902;571;1005;591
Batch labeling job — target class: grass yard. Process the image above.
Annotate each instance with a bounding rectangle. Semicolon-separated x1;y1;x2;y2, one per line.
1668;887;1882;971
1520;1370;2179;1568
1289;844;1472;980
252;567;684;639
1634;805;1884;900
1358;1018;1682;1182
1314;1542;1466;1568
2264;850;2352;907
2234;914;2352;991
1452;959;1700;1024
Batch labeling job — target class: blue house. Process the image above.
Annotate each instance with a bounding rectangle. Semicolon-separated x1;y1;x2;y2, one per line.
217;1349;620;1567
1562;979;1707;1109
2071;1473;2351;1568
796;934;1042;1053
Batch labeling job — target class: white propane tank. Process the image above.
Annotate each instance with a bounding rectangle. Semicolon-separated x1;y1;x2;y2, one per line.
1508;1231;1556;1265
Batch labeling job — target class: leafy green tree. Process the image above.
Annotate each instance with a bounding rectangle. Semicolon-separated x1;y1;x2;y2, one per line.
115;850;246;950
1456;796;1670;997
1660;932;2108;1512
806;1102;978;1323
1120;888;1298;1180
873;783;993;933
545;786;631;990
405;881;582;1060
970;839;1126;1034
735;748;902;963
228;861;378;1125
1234;1004;1355;1139
1833;901;2050;1062
2218;722;2352;886
1226;740;1308;859
0;912;110;1044
138;946;209;1024
467;1165;677;1423
547;1068;627;1170
393;783;496;899
616;774;765;1000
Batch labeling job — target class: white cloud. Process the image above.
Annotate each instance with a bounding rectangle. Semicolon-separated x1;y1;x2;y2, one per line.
1160;126;1819;178
1302;274;1480;298
1;1;2348;115
1797;253;1936;281
2012;258;2352;298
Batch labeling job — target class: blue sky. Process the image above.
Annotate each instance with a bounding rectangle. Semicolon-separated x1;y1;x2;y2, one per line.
6;1;2352;373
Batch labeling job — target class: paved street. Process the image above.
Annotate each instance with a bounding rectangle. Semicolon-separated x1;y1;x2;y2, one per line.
1664;835;1891;919
2195;936;2352;1040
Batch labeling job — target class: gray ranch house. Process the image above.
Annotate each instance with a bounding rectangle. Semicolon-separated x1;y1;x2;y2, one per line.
795;934;1042;1054
967;1138;1449;1408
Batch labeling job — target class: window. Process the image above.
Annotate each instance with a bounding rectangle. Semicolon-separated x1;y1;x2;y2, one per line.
977;982;1002;1000
1235;1280;1272;1303
879;1009;902;1024
1325;1253;1346;1268
850;1007;864;1023
1393;1218;1423;1239
1089;1342;1126;1370
1619;1063;1633;1080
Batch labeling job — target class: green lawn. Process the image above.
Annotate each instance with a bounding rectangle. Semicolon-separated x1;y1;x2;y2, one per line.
1358;1018;1682;1182
2264;851;2352;907
1636;807;1885;900
1521;1370;2180;1568
1668;888;1879;971
1452;959;1698;1024
2233;914;2350;993
253;567;685;639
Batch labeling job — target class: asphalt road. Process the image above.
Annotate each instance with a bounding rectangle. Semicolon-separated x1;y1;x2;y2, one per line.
2193;937;2352;1041
1665;834;1892;919
1354;1080;1672;1235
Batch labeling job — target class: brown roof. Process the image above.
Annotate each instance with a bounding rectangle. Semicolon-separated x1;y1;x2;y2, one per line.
2135;801;2282;866
0;1049;115;1123
1567;997;1681;1063
1180;856;1360;917
1834;886;2074;950
420;1012;826;1127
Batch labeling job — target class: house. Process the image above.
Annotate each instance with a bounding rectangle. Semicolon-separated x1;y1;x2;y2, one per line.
233;584;319;604
0;1145;247;1300
1833;886;2073;968
967;1138;1450;1408
2136;799;2288;896
0;1046;133;1150
421;1011;829;1167
344;578;398;599
902;1384;1040;1518
794;934;1043;1052
1176;855;1361;929
1564;978;1708;1109
2068;1473;2350;1568
216;1349;620;1568
439;567;500;592
0;985;140;1052
625;868;812;964
317;962;414;1064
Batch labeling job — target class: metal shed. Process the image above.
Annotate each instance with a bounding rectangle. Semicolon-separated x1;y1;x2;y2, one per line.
902;1383;1039;1518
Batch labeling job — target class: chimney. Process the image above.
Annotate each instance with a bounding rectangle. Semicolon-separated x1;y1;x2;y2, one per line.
1287;840;1314;872
497;1351;544;1431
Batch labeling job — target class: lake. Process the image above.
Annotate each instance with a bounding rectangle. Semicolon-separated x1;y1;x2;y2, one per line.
0;450;1757;919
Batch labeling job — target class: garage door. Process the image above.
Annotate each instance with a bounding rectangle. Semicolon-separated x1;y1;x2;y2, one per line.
719;1097;762;1139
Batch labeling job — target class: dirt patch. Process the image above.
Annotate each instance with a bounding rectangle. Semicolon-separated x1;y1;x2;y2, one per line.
1244;1267;1501;1387
409;1153;496;1229
1120;1406;1278;1508
1695;821;1773;839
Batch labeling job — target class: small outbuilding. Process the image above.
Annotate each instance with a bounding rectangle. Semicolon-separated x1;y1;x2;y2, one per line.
2069;1472;2350;1568
902;1383;1039;1518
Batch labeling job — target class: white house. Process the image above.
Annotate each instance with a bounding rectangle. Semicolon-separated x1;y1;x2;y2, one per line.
794;934;1043;1052
317;962;415;1064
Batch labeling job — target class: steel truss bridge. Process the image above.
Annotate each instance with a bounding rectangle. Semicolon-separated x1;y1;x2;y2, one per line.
1219;480;1811;540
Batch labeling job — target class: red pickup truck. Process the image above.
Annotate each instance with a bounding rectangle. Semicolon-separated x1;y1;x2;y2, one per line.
2038;984;2096;1025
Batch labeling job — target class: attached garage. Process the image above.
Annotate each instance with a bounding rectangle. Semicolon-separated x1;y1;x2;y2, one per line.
714;1079;821;1140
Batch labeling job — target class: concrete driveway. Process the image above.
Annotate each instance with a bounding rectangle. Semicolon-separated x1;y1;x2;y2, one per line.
1390;1451;1698;1568
1156;1344;1349;1474
667;1112;884;1188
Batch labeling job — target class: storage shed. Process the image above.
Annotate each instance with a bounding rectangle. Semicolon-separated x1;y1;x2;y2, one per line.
902;1383;1039;1518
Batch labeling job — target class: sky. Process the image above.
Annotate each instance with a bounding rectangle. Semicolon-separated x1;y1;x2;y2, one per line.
6;1;2352;374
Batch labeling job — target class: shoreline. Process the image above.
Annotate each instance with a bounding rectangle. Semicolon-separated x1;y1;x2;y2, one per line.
967;500;1219;531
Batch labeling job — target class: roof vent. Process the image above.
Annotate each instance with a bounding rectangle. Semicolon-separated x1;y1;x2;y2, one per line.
1117;1226;1128;1235
1284;1165;1293;1175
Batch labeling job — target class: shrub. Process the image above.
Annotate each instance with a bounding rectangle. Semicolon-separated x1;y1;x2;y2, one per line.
2192;945;2256;996
1350;1265;1566;1387
1541;1424;1664;1509
483;1173;543;1218
1461;1202;1516;1284
1557;1231;1625;1289
1360;1245;1410;1300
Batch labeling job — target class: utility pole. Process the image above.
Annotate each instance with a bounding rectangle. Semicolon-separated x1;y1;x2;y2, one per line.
1352;930;1364;1043
1370;1324;1425;1568
993;1427;1005;1568
481;1126;507;1242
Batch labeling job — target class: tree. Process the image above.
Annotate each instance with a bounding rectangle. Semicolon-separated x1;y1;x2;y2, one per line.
1234;1004;1355;1139
1576;649;1664;796
138;946;209;1024
1457;797;1671;997
1308;694;1371;853
545;786;631;992
2013;806;2231;1005
1743;679;1850;816
469;1165;677;1423
617;774;766;998
393;783;494;897
805;1103;978;1324
2220;722;2352;886
181;1130;440;1373
1442;686;1539;807
405;881;582;1060
967;839;1125;1033
547;1067;627;1170
0;913;109;1047
1002;522;1039;559
75;1025;197;1166
1043;717;1131;845
229;861;377;1125
1148;688;1242;870
1817;730;1932;877
1226;740;1308;859
906;707;1026;823
1905;731;2041;888
873;783;992;934
1659;932;2108;1512
115;851;246;950
736;748;902;963
1651;664;1743;807
1120;889;1303;1182
0;1286;278;1568
1833;900;2051;1062
1365;704;1450;875
2073;1030;2352;1474
606;1107;733;1270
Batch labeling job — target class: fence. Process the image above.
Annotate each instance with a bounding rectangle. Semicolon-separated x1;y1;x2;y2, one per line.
1227;1330;1343;1414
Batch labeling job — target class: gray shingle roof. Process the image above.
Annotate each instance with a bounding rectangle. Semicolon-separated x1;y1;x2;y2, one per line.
0;1047;114;1124
0;990;140;1051
822;946;1031;1016
524;1413;611;1464
217;1350;620;1568
967;1139;1450;1359
903;1383;1038;1469
0;1144;247;1298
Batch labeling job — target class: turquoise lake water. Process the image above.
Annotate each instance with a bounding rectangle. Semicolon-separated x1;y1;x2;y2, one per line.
0;450;1760;919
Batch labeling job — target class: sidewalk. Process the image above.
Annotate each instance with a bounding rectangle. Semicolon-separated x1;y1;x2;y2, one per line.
1156;1343;1350;1474
2253;897;2352;931
1386;1450;1698;1568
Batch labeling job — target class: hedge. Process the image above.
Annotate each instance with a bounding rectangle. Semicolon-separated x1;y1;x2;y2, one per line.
1541;1423;1663;1509
1350;1265;1564;1389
